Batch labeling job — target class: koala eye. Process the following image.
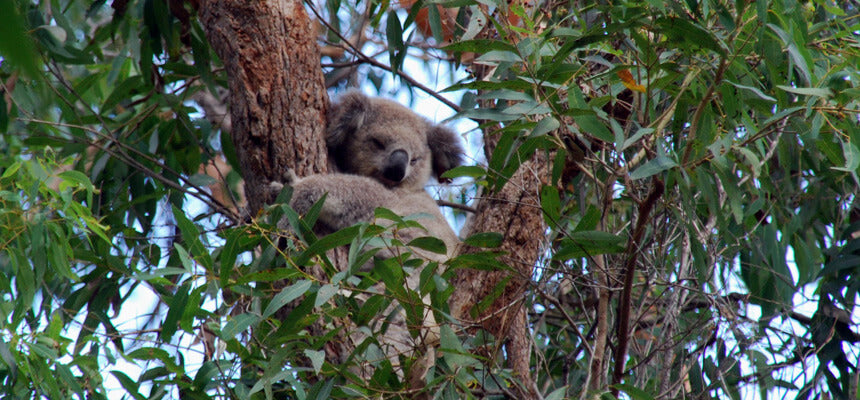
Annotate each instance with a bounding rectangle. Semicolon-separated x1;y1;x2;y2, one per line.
410;157;422;166
370;138;385;150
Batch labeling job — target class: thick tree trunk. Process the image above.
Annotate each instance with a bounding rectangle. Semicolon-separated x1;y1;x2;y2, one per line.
195;0;366;372
197;0;329;214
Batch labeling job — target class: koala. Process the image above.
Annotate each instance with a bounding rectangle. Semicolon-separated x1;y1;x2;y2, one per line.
282;91;465;379
288;90;464;259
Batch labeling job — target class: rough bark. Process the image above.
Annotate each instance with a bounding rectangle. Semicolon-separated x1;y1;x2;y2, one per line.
194;0;365;371
197;0;329;215
451;133;548;398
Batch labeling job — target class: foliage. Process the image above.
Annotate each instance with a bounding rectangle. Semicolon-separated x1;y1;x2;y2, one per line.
0;0;859;399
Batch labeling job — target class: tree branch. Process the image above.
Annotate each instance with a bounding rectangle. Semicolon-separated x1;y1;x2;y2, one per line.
611;177;665;395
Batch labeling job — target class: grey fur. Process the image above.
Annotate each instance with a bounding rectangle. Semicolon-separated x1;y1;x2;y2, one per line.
290;90;464;257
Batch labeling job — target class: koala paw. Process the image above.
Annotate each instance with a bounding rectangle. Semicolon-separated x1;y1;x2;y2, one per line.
269;181;285;191
282;168;299;185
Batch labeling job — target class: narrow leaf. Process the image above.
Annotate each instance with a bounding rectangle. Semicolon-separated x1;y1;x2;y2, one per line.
315;284;338;307
554;231;626;260
776;85;832;98
727;81;776;102
630;155;677;180
408;236;448;255
220;313;260;339
263;280;312;319
463;232;504;248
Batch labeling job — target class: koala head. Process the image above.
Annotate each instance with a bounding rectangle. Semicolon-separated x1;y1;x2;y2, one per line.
326;90;464;192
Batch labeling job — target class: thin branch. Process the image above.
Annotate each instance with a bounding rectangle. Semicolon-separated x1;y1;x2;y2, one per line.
20;118;241;223
304;0;462;113
436;199;477;213
34;63;242;223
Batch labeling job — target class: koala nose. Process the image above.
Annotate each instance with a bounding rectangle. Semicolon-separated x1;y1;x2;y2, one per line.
382;150;408;183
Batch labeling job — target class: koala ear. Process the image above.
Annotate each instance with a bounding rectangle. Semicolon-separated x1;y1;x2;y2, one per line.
327;90;370;149
427;124;465;183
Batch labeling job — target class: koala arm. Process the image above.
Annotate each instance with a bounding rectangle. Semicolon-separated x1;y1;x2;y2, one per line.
289;174;396;232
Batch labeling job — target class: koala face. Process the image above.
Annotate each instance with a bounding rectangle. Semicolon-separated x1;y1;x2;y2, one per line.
326;91;464;192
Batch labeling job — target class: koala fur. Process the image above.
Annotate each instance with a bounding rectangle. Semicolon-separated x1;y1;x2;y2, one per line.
289;90;464;258
284;91;464;377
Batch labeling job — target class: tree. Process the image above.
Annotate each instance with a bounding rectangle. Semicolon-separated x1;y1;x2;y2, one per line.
1;0;859;399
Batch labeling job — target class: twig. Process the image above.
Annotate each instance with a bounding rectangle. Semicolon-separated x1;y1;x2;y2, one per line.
436;199;477;213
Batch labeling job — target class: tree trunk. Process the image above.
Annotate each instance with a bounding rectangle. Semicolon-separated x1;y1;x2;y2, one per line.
197;0;329;215
452;142;547;399
195;0;365;372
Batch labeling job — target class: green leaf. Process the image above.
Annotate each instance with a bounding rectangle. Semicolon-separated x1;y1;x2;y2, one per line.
833;142;860;174
474;50;523;64
220;313;259;339
532;115;560;136
171;204;213;270
442;39;516;54
463;232;504;248
442;165;487;179
568;86;613;142
540;184;561;226
545;386;569;400
263;280;312;319
219;228;243;286
127;347;178;369
621;128;653;151
386;11;404;72
161;283;190;341
554;231;626;260
767;24;812;85
614;383;656;400
315;284;338;307
294;225;362;266
776;85;832;98
101;75;146;114
193;360;226;392
173;243;193;272
374;257;407;298
304;349;325;374
501;101;552;115
0;0;40;77
727;81;776;102
408;236;448;255
111;371;146;400
373;207;403;222
461;6;488;41
657;17;726;56
426;3;444;43
574;205;601;232
0;340;16;376
187;173;218;187
439;325;480;367
630;155;677;180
